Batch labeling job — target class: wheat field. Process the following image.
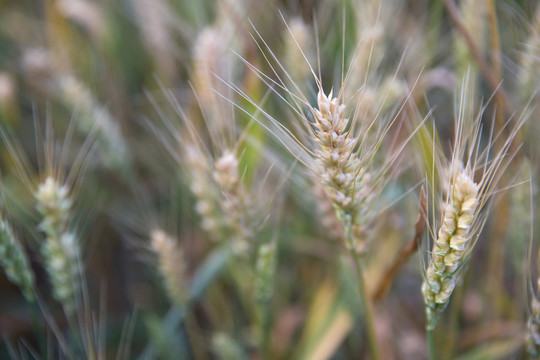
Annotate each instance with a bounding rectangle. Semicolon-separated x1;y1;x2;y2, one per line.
0;0;539;359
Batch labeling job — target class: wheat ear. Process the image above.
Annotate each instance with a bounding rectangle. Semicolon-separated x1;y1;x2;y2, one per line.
313;91;372;249
313;90;381;360
422;169;479;330
150;229;188;307
185;144;222;239
35;176;80;315
213;150;252;254
0;214;35;301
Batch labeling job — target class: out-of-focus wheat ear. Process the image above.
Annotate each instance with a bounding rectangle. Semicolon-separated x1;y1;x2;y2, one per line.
518;3;540;99
343;0;385;96
213;150;253;254
284;17;314;91
192;26;231;129
57;75;129;170
35;176;80;316
185;143;223;240
422;168;479;330
0;73;20;127
132;0;177;81
57;0;106;42
150;229;189;307
254;239;277;349
0;213;35;301
312;91;372;250
211;332;246;360
454;0;487;78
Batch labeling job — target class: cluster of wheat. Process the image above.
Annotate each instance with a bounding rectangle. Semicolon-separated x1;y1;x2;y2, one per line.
0;0;539;359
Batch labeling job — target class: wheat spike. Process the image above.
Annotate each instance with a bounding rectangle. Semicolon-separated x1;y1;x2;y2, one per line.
213;150;252;254
422;168;479;330
150;229;188;307
313;91;372;250
35;176;80;315
0;214;35;301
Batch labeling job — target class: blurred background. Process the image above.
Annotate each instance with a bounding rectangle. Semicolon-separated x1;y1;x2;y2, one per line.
0;0;540;359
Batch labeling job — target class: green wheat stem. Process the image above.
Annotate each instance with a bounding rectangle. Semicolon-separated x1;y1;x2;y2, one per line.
345;214;381;360
428;328;437;360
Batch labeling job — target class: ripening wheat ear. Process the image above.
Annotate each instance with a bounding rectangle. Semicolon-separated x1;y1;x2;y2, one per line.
192;26;231;118
422;167;479;330
225;12;421;254
146;54;275;255
35;176;81;315
421;81;527;335
184;143;222;239
213;149;253;254
311;90;374;251
283;17;314;90
0;118;96;317
518;3;540;99
57;75;129;170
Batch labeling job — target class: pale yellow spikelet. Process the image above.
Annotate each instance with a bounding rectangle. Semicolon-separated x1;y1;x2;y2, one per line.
150;229;188;306
422;166;479;330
